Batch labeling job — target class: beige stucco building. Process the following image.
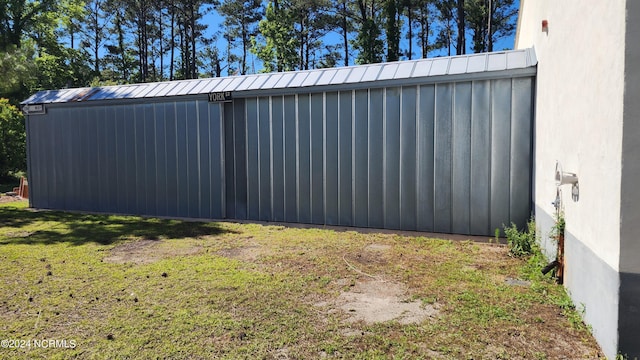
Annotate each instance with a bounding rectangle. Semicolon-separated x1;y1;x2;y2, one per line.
516;1;640;357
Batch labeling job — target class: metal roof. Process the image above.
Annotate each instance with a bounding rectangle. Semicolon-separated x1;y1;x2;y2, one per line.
22;48;537;105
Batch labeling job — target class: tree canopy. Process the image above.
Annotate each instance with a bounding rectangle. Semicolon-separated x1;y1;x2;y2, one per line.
0;0;517;103
1;0;517;102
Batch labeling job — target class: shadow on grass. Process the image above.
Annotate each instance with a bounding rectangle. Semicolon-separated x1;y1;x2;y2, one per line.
0;206;235;246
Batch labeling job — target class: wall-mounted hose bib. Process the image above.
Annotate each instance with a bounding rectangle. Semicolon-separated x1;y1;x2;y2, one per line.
544;161;576;284
555;161;579;202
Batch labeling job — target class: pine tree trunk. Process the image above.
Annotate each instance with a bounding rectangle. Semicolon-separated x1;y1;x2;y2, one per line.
342;0;349;66
241;18;247;75
159;8;164;80
456;0;465;55
190;2;197;78
407;1;413;60
170;2;175;80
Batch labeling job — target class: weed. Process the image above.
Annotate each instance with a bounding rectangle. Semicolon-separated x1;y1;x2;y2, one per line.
553;296;590;331
550;211;566;242
534;351;548;360
504;218;537;258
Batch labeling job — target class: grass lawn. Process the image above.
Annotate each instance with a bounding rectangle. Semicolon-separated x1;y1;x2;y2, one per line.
0;200;601;359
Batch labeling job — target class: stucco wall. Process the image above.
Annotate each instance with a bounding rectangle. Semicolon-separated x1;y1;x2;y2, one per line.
516;1;626;357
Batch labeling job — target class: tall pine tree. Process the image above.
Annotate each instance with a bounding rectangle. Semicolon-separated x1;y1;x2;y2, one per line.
353;0;383;64
217;0;262;75
251;1;299;72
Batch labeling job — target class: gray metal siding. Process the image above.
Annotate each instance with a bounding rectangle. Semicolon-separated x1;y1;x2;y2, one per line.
434;83;453;233
490;79;513;233
452;82;472;234
106;107;119;212
368;88;384;227
338;91;352;225
324;92;339;225
298;94;312;223
271;96;285;222
209;102;225;219
510;77;534;226
27;100;226;219
164;103;178;215
283;95;297;223
416;85;435;232
26;76;534;236
400;86;417;230
470;81;491;234
311;93;324;224
385;87;401;229
221;78;533;235
258;97;271;221
354;89;368;228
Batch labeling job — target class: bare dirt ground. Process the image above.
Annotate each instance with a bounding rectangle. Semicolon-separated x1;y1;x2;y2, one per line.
103;239;203;264
216;237;265;262
0;194;22;204
334;279;439;325
108;239;439;327
323;243;440;326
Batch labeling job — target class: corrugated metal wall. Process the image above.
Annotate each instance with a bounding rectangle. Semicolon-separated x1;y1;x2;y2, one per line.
27;100;226;219
26;77;533;236
223;77;533;235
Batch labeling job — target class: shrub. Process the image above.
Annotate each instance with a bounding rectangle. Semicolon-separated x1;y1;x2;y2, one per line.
0;98;26;179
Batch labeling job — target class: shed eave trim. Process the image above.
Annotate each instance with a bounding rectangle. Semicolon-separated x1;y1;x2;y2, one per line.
21;48;537;105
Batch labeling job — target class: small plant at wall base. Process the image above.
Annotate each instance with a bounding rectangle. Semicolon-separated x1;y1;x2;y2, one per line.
551;211;565;243
504;218;537;257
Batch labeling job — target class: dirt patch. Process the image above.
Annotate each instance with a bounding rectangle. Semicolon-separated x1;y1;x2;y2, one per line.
4;230;33;238
217;246;263;262
504;277;531;287
0;195;22;204
485;243;508;252
363;243;391;252
321;279;439;325
103;239;202;264
272;347;290;359
215;236;271;263
346;244;392;268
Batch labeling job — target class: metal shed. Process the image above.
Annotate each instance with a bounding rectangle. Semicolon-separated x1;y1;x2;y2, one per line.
22;48;537;236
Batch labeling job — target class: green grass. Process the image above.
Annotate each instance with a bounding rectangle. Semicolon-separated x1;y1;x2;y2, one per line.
0;201;601;359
